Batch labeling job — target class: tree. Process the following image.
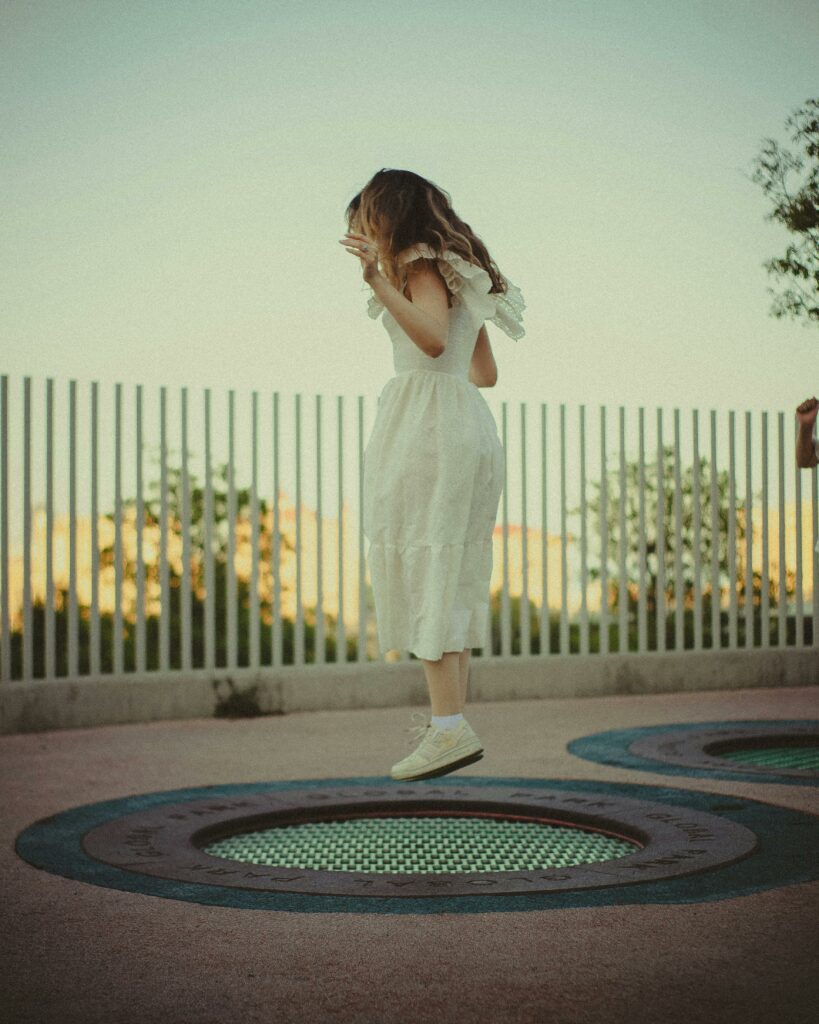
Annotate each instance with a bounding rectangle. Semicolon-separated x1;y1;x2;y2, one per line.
571;446;752;614
750;97;819;325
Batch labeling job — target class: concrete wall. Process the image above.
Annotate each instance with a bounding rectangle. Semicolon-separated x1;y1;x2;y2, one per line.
1;648;817;734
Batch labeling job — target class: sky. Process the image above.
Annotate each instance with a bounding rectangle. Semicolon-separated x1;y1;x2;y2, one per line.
2;0;818;537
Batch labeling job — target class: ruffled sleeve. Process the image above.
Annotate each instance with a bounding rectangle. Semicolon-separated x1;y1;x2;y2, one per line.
488;275;526;341
367;242;526;340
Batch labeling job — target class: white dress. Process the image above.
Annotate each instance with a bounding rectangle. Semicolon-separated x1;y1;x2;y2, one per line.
362;242;526;660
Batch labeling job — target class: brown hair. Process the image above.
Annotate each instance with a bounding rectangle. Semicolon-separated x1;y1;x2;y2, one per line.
344;168;509;301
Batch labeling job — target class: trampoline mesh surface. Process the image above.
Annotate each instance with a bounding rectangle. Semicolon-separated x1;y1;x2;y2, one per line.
201;814;638;873
716;745;819;772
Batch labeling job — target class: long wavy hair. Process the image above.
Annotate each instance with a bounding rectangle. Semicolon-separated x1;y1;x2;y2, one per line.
344;168;509;304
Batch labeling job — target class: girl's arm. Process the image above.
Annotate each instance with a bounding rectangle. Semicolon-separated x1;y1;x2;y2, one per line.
367;262;449;358
469;324;498;387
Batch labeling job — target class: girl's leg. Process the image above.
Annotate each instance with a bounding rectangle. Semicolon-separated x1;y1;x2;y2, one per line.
420;652;462;715
458;648;471;711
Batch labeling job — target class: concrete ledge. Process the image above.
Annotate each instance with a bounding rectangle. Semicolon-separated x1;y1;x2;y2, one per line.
1;647;817;734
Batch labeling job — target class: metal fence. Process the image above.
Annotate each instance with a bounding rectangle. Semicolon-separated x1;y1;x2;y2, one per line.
1;372;817;682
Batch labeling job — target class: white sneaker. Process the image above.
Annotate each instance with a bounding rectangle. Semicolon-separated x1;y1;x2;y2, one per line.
390;715;484;782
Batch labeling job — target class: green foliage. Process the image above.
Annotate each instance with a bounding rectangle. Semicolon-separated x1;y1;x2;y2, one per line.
569;443;761;611
484;592;811;656
750;97;819;325
7;451;365;677
6;436;808;680
213;677;268;719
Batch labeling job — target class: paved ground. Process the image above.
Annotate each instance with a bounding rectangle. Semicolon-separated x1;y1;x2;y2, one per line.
2;683;819;1024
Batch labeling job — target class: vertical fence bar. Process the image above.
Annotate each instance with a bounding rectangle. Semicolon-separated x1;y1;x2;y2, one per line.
519;401;530;656
135;384;145;673
204;388;215;670
225;387;235;667
757;411;769;643
794;419;804;644
0;375;8;681
520;401;530;656
761;412;770;647
745;411;754;648
777;412;786;646
68;380;78;677
90;382;99;676
481;398;494;658
294;393;304;666
637;408;647;653
812;440;818;648
710;411;720;648
336;395;346;663
656;408;665;652
651;407;663;647
113;382;123;676
272;392;283;667
559;403;568;654
227;389;237;668
579;404;588;654
250;390;260;670
45;378;55;679
180;387;192;670
357;395;367;663
618;406;627;652
23;377;33;680
159;386;169;672
315;393;324;665
599;405;608;655
692;410;703;651
540;402;548;655
500;401;511;657
673;409;683;650
727;411;737;648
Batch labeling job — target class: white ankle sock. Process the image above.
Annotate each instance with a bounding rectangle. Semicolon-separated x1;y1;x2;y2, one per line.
431;712;464;731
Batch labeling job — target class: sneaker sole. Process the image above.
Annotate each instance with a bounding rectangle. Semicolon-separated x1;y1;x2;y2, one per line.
390;748;484;782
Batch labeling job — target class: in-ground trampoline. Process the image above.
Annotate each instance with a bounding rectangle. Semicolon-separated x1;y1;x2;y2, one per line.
568;719;819;786
15;774;819;915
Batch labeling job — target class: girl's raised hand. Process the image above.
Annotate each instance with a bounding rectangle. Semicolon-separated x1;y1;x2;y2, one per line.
339;232;381;283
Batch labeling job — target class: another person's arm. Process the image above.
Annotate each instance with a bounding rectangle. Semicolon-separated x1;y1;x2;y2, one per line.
796;396;819;468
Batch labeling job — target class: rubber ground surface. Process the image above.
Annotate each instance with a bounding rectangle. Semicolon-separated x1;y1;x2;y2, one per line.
3;683;818;1023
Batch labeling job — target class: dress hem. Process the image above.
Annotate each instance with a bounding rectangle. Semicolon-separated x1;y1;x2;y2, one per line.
378;641;486;661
